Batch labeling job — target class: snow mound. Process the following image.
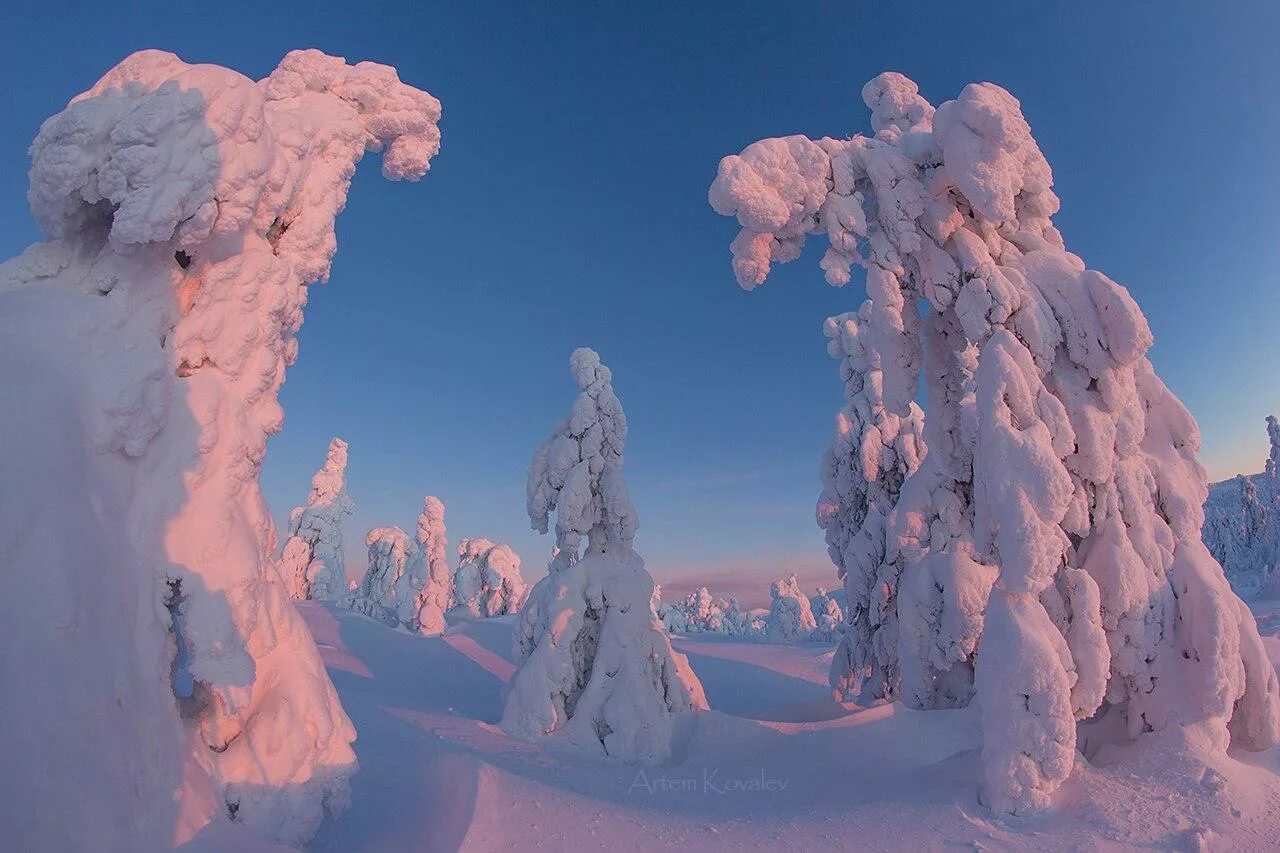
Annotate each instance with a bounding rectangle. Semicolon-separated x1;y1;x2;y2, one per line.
0;48;440;848
503;348;708;762
709;70;1280;814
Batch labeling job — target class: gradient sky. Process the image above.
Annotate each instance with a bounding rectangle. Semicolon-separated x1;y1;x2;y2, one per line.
1;2;1277;603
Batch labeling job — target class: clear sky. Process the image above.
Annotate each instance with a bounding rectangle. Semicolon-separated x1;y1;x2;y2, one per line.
1;2;1277;603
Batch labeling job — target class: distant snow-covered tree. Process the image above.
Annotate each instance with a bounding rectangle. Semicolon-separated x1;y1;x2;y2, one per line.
502;348;707;762
453;537;527;617
1267;416;1280;481
1204;418;1280;596
279;438;355;601
655;586;745;636
351;527;418;627
709;72;1279;814
765;573;817;643
812;594;845;643
410;496;451;635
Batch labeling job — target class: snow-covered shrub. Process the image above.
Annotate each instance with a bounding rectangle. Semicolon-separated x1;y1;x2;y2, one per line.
503;348;708;762
765;573;818;643
709;72;1279;814
279;437;355;600
1203;418;1280;596
656;586;744;635
0;49;440;848
411;496;452;635
351;527;420;627
453;537;527;617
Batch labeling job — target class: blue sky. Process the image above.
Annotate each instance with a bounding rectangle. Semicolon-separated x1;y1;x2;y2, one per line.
1;2;1277;602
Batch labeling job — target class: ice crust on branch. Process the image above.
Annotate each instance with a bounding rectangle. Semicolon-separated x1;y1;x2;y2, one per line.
453;537;527;618
0;49;441;848
279;437;355;600
709;71;1279;814
503;349;707;763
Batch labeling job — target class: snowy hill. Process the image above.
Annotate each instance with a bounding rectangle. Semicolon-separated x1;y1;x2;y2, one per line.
298;602;1280;851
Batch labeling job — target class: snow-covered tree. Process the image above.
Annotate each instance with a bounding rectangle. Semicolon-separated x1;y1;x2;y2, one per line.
765;574;818;643
502;348;708;762
1204;418;1280;595
709;72;1279;814
812;594;845;643
410;496;452;635
655;585;745;635
278;437;355;600
453;537;527;617
0;49;441;848
350;527;420;627
1267;416;1280;481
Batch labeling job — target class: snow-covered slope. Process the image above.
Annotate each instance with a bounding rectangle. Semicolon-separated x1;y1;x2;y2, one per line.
301;600;1280;851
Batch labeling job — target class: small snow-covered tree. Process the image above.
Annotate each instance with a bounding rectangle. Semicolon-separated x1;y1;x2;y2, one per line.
765;573;818;643
0;49;440;847
350;527;419;627
279;437;355;600
1267;416;1280;481
453;537;527;617
655;586;743;635
709;72;1279;814
502;348;707;762
410;496;451;635
813;594;845;643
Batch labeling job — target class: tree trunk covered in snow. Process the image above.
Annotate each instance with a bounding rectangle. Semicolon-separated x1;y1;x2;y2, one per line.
502;348;707;763
0;49;441;847
709;72;1280;814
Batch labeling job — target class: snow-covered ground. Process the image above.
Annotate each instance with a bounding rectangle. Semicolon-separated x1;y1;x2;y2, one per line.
299;601;1280;851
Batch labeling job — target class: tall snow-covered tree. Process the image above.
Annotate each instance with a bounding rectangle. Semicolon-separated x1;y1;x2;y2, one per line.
1268;416;1280;481
453;537;526;617
502;348;708;762
279;437;355;600
709;72;1279;814
0;49;441;848
411;496;452;635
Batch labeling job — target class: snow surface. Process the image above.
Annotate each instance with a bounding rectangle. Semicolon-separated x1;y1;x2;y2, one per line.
296;599;1280;851
709;71;1280;814
0;49;440;848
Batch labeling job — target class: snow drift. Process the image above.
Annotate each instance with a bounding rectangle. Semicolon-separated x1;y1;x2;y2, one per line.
0;49;441;848
503;348;708;763
709;71;1280;813
279;437;355;601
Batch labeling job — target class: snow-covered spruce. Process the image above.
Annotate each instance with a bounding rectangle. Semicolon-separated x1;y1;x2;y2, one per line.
1203;417;1280;596
655;586;746;636
765;573;818;643
350;527;420;627
278;437;355;600
0;50;440;848
502;348;708;762
709;72;1279;814
411;496;452;635
817;310;926;699
811;590;846;643
453;537;527;617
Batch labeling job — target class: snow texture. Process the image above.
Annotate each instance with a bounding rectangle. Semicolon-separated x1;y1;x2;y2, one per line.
0;48;440;847
453;537;527;618
766;574;818;643
503;349;708;763
709;71;1280;814
279;437;355;601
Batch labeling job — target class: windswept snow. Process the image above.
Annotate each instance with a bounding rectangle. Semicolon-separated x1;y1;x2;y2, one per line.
0;49;440;848
709;71;1280;814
